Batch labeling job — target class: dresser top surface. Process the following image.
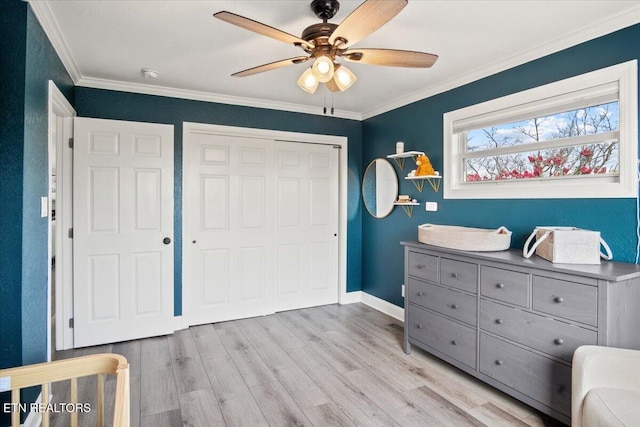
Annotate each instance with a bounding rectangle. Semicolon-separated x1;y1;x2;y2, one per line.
401;241;640;282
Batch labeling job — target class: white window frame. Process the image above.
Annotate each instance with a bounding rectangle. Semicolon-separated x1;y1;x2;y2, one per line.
443;60;638;199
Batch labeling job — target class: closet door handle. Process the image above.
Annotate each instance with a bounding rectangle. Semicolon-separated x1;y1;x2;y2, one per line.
496;283;504;289
163;237;171;245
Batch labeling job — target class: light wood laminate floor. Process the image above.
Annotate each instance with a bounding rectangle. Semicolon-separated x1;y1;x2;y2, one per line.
52;303;565;426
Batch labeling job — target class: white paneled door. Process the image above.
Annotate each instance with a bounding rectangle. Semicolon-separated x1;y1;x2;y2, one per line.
184;133;276;325
275;141;339;311
184;128;339;325
73;118;174;347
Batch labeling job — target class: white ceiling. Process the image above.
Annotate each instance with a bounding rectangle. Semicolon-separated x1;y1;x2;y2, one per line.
31;1;640;120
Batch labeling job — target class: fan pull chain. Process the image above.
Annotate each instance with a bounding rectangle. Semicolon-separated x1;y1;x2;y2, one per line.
323;93;327;115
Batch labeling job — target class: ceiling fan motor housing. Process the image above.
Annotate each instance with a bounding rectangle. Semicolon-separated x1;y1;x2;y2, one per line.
301;22;338;45
310;0;340;21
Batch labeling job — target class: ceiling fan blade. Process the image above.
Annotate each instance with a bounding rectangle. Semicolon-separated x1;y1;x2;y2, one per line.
343;48;438;68
214;11;314;50
232;56;310;77
328;0;407;47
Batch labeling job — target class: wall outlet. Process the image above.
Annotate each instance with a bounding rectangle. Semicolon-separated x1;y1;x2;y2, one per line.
425;201;438;212
401;284;405;297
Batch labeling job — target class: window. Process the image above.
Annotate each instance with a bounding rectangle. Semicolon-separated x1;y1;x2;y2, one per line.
443;60;637;199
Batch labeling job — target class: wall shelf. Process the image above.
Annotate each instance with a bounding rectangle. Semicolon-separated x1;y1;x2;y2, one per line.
393;202;420;217
387;151;425;170
405;175;442;192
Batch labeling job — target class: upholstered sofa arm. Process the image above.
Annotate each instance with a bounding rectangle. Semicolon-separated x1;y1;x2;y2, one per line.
572;345;640;427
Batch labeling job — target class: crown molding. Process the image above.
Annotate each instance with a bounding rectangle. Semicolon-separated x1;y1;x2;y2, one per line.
361;4;640;120
28;0;82;83
76;77;362;120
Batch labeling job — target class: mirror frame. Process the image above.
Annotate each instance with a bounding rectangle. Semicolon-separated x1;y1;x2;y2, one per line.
362;158;398;219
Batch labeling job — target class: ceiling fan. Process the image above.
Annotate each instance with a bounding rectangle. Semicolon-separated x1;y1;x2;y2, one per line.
214;0;438;94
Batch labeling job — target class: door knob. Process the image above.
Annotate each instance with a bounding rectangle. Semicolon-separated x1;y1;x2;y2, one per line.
163;237;171;245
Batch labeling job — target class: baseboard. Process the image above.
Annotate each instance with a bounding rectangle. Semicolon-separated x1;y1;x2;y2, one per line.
360;292;405;322
339;291;362;305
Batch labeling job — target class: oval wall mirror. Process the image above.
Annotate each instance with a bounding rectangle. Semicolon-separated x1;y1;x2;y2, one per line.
362;158;398;218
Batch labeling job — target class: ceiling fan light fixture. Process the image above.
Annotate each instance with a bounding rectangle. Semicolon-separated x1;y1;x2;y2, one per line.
311;56;335;83
333;64;357;91
297;68;320;93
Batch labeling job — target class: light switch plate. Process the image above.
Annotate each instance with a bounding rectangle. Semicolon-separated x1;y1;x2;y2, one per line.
41;196;48;218
425;201;438;212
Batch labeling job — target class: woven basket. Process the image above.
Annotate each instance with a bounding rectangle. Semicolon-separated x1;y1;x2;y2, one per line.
418;224;512;252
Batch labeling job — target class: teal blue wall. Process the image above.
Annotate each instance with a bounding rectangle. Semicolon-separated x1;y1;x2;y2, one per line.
74;88;364;315
0;0;28;375
362;24;640;307
1;1;75;422
22;5;75;366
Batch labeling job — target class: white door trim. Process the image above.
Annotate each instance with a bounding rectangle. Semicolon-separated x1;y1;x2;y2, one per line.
47;81;76;354
181;122;349;326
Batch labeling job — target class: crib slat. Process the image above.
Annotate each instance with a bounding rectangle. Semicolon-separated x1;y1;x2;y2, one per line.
11;389;20;427
97;373;105;427
70;377;78;427
42;382;50;427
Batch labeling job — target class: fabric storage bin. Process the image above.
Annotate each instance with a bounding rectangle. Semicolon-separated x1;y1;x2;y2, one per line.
523;227;612;264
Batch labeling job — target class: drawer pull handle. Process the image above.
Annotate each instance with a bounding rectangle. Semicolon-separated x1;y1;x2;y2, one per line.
496;283;504;289
554;338;564;345
417;292;425;297
495;360;504;366
554;296;564;303
450;304;458;309
495;318;503;325
452;273;459;278
416;264;425;270
451;340;458;345
416;324;423;329
557;385;565;394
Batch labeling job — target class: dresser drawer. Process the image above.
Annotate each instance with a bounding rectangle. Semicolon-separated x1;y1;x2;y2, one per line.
479;333;571;416
408;251;438;282
480;266;529;307
440;258;477;293
409;278;477;326
408;305;476;369
480;299;597;362
532;276;597;326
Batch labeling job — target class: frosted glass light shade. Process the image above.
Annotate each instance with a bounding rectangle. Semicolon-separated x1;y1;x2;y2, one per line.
333;64;357;91
311;56;335;83
297;68;319;93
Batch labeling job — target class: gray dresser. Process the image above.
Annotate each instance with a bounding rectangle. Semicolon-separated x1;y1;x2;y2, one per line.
402;241;640;424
